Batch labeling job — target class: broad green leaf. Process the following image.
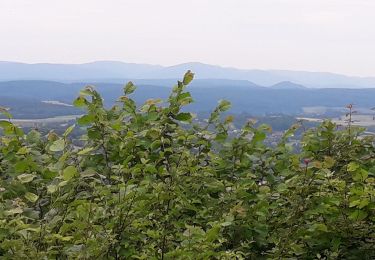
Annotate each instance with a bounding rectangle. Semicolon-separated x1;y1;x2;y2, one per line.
140;158;149;164
252;131;266;143
47;185;58;194
218;100;231;112
206;225;220;242
17;173;36;183
62;166;77;181
183;70;194;85
77;114;95;125
17;146;30;155
73;96;88;107
80;86;95;96
26;130;41;143
50;139;65;152
25;192;39;203
0;120;13;129
258;123;272;132
349;210;368;221
352;169;368;181
175;112;192;122
291;244;305;256
347;162;359;172
177;92;193;105
124;81;136;95
311;223;328;232
151;140;162;150
81;168;97;178
259;186;270;194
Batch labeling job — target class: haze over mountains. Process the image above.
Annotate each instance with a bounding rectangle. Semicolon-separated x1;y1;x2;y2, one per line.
2;61;375;119
1;61;375;89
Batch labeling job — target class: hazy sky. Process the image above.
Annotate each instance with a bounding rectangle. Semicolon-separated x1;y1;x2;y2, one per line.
0;0;374;76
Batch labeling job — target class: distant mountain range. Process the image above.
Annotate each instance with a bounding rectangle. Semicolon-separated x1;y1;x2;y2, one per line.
269;81;306;89
1;61;375;88
1;61;375;119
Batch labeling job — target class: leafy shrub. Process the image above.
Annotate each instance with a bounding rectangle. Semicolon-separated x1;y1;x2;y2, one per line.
0;72;374;259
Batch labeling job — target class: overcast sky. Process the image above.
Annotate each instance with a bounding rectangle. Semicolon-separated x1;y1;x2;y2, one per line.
0;0;374;76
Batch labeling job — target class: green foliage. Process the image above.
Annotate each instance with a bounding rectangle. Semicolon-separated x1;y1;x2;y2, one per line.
0;71;374;259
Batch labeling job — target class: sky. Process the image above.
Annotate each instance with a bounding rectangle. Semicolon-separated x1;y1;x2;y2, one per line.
0;0;374;76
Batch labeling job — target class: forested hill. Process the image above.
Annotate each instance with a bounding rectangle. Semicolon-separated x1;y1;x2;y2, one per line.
1;80;375;118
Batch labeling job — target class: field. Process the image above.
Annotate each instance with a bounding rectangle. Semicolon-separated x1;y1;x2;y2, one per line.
298;114;375;127
11;115;80;127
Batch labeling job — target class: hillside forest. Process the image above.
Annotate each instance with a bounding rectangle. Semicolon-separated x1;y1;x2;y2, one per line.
0;72;374;259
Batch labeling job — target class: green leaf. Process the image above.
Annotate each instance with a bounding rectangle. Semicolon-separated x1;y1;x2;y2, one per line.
140;158;149;164
25;192;39;203
349;199;369;209
47;185;58;194
312;223;328;232
124;81;136;95
17;146;30;155
353;169;368;181
26;130;41;143
252;131;266;143
206;225;220;242
177;92;193;105
63;124;75;137
347;162;359;172
0;120;13;129
17;174;36;183
175;112;192;122
5;207;23;216
349;210;368;221
258;123;272;132
73;96;88;107
151;140;162;150
218;100;231;112
81;168;97;178
77;147;94;155
80;86;95;96
49;139;65;152
259;186;270;193
52;234;74;241
291;244;305;256
323;156;335;168
42;169;58;180
183;70;194;85
145;165;157;174
77;114;95;125
0;106;12;119
15;161;29;173
62;166;77;181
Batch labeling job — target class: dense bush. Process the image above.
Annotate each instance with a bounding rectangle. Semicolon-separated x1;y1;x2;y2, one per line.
0;72;374;259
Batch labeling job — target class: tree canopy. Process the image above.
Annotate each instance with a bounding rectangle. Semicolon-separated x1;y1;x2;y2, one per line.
0;71;374;259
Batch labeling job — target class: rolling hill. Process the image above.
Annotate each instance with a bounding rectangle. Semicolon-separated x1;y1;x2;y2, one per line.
2;80;375;118
1;61;375;88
